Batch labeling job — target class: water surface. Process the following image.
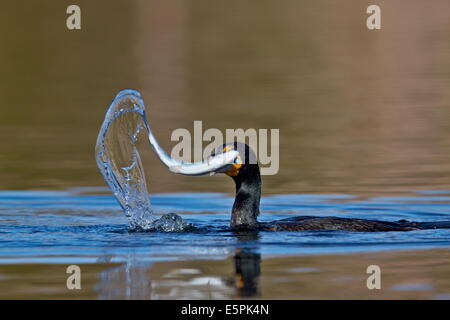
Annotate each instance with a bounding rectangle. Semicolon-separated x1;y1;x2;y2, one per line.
1;189;450;298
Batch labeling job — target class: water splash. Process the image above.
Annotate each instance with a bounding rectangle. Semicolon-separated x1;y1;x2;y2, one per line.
95;89;238;231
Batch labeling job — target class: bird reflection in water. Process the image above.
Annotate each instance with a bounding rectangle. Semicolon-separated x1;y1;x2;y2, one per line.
95;232;263;299
230;231;262;298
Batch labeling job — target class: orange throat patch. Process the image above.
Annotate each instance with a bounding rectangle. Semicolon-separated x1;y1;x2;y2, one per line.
223;146;242;176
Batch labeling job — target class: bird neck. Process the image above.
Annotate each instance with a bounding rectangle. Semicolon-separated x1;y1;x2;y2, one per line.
231;165;261;229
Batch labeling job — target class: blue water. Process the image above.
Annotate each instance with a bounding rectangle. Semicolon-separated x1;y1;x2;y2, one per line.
1;188;450;264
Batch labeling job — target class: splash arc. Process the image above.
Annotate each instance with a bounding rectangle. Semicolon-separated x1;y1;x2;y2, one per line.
95;89;239;231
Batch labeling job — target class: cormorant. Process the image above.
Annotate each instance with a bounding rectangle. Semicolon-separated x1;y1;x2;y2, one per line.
214;142;450;232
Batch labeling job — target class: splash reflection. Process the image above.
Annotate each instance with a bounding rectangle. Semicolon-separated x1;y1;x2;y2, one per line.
95;232;263;299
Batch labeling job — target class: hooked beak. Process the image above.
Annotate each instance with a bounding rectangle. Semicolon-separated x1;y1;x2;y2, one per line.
209;163;232;176
209;146;242;177
206;157;236;176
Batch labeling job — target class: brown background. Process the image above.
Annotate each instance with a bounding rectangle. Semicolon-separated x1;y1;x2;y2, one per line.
1;0;450;196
